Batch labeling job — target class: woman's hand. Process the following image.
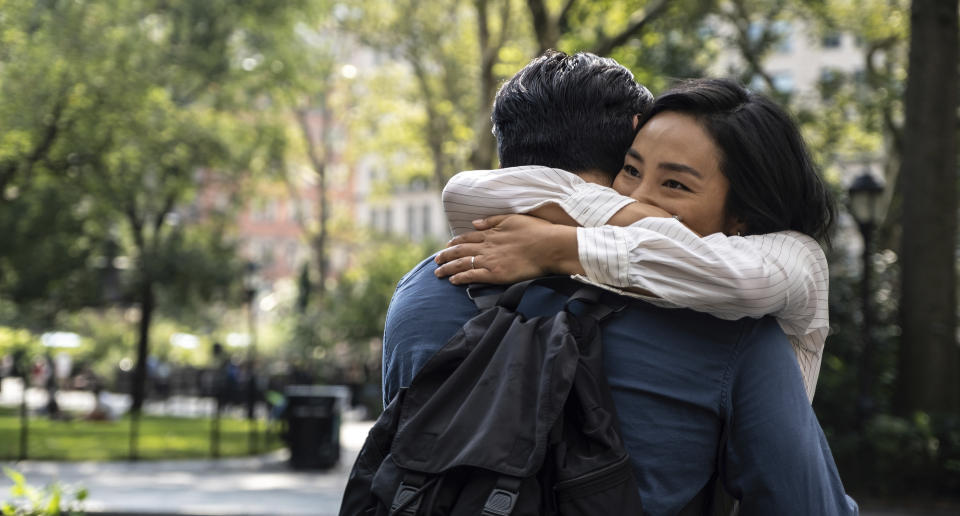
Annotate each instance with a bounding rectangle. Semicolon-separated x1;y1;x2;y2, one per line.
435;214;582;285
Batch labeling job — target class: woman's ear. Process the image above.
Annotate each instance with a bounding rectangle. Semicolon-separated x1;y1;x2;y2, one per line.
725;216;747;237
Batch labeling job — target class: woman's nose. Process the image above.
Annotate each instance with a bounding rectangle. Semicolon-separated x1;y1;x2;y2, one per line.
626;182;660;208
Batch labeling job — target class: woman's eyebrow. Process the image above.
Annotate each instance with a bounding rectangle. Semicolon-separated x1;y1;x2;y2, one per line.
626;149;644;163
659;162;703;179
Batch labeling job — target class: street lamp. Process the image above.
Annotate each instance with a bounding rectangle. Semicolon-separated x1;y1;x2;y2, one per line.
847;168;885;427
243;261;260;454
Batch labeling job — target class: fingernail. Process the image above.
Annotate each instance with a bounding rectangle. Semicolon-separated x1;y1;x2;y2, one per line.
472;219;484;225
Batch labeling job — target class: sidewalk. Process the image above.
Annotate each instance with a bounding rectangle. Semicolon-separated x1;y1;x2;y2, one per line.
1;420;373;516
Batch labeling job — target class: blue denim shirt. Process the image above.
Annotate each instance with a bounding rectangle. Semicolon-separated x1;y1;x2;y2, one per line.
382;256;858;516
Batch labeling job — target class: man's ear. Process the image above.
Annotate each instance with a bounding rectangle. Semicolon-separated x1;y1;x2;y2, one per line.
633;114;641;129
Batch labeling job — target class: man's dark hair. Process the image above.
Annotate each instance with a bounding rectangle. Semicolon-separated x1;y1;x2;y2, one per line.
491;50;652;181
640;78;836;243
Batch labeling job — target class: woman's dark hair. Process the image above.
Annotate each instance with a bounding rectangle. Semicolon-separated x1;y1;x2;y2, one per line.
639;78;836;243
492;50;653;181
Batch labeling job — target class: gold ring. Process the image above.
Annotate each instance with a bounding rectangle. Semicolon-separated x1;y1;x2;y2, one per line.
471;256;476;269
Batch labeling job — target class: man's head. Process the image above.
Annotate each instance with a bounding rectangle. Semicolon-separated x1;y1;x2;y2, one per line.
491;50;652;182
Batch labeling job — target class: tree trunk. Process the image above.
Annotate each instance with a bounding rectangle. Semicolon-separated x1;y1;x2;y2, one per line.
469;0;508;170
296;105;330;297
526;0;561;54
315;101;331;295
410;58;449;187
896;0;960;415
131;278;155;414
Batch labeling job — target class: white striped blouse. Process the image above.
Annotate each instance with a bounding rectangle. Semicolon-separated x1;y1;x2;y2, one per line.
442;166;829;401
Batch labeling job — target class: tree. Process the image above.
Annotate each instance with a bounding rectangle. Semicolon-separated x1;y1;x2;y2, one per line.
0;0;322;457
896;0;959;415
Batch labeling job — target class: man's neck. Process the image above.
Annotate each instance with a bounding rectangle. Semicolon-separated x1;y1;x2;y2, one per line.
573;169;612;186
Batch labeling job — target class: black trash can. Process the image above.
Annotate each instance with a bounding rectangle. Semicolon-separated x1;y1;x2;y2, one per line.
283;384;349;470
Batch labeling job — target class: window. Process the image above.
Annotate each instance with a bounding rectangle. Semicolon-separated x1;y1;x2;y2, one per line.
772;71;795;94
773;21;792;53
822;33;842;49
748;21;793;53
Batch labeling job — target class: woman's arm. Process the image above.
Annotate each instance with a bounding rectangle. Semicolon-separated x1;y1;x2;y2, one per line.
578;218;829;337
437;216;828;339
442;166;661;235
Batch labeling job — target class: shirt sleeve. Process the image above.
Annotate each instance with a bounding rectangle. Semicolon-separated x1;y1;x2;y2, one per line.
576;217;830;338
792;330;826;402
441;166;636;235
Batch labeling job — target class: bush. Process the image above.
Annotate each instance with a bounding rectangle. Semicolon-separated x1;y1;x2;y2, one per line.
1;468;86;516
817;246;960;499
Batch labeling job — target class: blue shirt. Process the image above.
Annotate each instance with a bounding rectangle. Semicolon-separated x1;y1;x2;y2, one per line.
383;256;858;516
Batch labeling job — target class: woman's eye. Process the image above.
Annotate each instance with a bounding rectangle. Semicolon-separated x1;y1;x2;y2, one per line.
664;179;690;191
622;165;641;178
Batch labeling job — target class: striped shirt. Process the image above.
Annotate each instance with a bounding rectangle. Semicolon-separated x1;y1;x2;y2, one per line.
442;165;829;401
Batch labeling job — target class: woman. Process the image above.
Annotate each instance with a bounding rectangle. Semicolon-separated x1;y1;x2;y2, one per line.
435;78;835;400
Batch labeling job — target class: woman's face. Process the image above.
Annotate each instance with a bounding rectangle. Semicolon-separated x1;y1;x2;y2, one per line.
612;111;743;236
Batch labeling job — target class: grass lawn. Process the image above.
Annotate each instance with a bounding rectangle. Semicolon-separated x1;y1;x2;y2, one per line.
0;407;284;461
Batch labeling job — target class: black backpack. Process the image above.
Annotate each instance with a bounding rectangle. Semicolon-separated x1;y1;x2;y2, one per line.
339;277;645;516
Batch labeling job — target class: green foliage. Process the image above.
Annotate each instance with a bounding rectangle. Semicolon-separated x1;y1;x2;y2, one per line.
288;237;436;381
817;245;960;498
326;238;437;344
1;467;86;516
0;327;36;363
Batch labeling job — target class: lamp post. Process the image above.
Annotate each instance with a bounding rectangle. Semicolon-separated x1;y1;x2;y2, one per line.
847;169;885;427
243;261;260;454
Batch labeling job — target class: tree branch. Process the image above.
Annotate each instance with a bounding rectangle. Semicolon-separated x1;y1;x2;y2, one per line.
723;0;783;92
865;37;903;155
591;0;672;56
525;0;553;53
556;0;579;34
0;94;67;197
154;192;176;236
495;0;512;51
408;54;448;187
126;200;146;253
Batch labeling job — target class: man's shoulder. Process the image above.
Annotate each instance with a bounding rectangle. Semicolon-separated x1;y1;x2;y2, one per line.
390;253;475;308
396;253;441;290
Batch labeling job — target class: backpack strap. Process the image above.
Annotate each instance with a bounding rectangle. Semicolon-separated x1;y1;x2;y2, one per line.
466;283;504;311
565;286;628;322
482;475;523;516
467;276;604;313
390;472;435;516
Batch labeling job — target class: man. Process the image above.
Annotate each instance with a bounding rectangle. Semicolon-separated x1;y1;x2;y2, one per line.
382;51;857;515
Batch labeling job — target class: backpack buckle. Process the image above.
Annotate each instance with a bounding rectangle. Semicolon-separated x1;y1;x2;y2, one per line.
481;487;518;516
390;482;422;515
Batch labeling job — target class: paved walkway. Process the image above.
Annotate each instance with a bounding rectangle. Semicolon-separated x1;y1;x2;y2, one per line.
1;420;372;516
